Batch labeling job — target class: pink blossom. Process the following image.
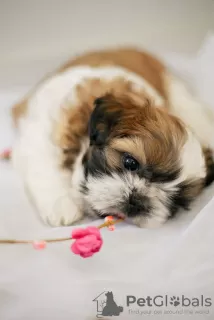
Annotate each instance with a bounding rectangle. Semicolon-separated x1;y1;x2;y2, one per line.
33;241;46;250
71;226;103;258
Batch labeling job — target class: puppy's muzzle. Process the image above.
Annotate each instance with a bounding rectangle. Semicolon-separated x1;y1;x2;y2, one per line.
122;193;152;217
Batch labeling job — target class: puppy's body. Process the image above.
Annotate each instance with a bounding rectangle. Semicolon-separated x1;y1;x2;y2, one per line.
12;48;214;227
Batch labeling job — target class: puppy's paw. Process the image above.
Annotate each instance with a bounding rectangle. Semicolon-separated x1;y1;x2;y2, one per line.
39;194;83;227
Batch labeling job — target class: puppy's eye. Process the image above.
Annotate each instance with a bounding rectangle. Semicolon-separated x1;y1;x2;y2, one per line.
123;154;139;171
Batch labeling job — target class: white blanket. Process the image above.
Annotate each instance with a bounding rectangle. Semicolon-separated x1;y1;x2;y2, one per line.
0;36;214;320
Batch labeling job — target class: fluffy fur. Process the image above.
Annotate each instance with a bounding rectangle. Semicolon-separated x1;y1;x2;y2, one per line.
11;48;214;227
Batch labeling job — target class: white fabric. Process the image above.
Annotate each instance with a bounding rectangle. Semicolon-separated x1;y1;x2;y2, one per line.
0;36;214;320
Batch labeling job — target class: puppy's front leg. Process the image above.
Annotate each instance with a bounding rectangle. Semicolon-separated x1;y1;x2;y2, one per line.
12;119;84;227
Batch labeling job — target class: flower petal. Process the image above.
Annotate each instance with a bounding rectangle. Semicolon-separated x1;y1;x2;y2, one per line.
71;228;89;239
86;227;102;239
76;235;96;252
70;242;80;254
81;251;94;258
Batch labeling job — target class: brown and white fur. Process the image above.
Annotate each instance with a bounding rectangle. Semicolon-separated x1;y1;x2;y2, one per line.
11;48;214;228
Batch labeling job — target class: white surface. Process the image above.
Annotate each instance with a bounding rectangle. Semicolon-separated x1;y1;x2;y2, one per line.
0;37;214;319
1;0;214;61
1;0;214;88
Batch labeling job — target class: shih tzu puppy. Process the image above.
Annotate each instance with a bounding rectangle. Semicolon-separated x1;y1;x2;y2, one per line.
12;48;214;228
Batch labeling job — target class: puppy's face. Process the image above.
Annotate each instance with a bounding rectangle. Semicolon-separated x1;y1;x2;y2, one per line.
83;94;206;228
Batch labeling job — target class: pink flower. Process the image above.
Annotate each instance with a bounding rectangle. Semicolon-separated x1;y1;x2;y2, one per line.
71;226;103;258
0;148;11;160
32;241;46;250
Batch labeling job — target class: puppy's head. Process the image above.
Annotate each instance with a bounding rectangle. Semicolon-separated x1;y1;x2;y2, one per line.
83;94;207;228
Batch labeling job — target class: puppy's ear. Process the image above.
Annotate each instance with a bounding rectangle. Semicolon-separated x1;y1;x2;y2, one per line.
203;148;214;187
89;94;122;146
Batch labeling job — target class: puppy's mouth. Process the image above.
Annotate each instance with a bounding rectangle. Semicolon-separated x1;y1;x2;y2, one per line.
98;210;126;220
113;212;126;219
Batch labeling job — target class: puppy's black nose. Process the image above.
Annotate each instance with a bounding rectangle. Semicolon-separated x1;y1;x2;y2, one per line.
126;193;151;217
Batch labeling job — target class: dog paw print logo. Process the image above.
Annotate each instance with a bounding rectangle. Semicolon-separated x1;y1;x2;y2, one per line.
170;296;180;307
93;291;123;318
